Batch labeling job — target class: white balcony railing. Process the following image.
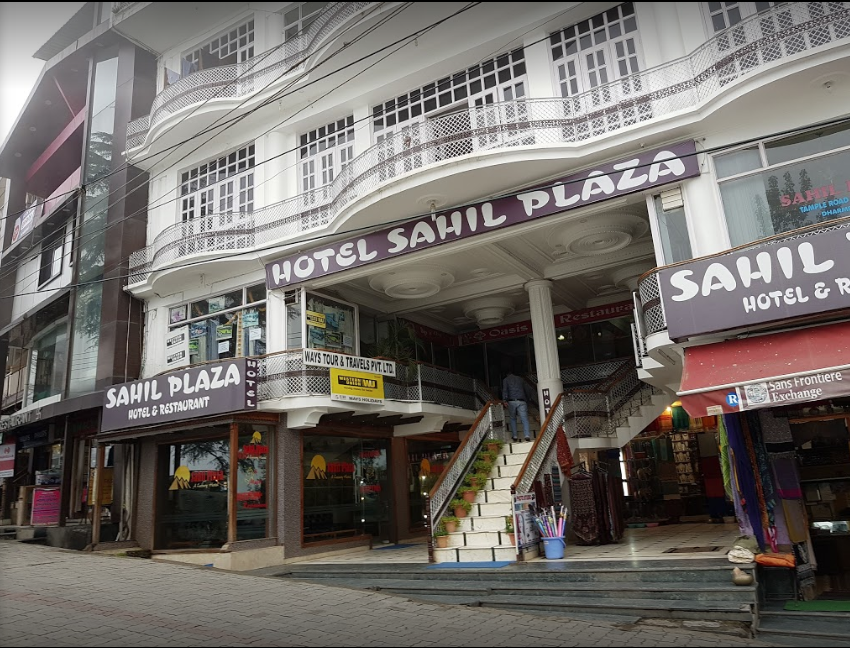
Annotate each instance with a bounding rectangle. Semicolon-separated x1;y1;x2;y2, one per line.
125;2;373;149
128;2;850;284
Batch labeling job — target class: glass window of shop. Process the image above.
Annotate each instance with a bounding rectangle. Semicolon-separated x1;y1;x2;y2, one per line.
715;122;850;247
407;440;457;531
236;424;270;541
302;436;390;543
652;194;692;264
168;283;267;363
556;317;634;367
304;293;356;355
156;433;230;549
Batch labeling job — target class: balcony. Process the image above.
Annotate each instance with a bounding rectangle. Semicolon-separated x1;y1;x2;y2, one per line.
125;2;374;150
637;214;850;342
128;1;850;286
257;349;487;412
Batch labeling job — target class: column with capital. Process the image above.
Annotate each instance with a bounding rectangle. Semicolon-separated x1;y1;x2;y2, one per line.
526;279;563;422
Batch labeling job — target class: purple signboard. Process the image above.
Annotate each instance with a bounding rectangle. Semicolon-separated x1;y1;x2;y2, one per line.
659;218;850;340
266;141;700;289
102;358;258;432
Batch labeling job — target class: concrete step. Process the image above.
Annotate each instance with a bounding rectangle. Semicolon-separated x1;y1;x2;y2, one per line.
475;489;511;504
491;476;514;490
481;595;752;622
474;501;512;517
433;546;518;563
446;530;503;548
466;515;509;532
495;463;520;478
757;613;850;646
334;578;754;604
501;452;527;466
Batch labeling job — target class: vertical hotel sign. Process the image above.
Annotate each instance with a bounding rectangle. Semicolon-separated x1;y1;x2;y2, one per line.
102;358;258;432
267;142;700;289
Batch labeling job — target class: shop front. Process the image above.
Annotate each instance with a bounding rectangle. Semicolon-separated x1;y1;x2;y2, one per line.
657;217;850;601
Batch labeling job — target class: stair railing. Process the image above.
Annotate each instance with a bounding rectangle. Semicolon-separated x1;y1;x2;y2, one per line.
512;393;565;497
425;400;506;562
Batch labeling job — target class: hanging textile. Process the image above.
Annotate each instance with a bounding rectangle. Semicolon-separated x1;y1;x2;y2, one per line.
592;467;611;544
671;405;690;431
758;410;795;452
718;416;733;501
771;452;803;500
606;468;625;542
724;414;766;549
569;473;598;545
741;413;775;549
555;425;574;475
746;412;778;527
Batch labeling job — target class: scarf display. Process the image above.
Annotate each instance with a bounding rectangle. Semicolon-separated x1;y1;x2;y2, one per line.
718;415;733;500
724;414;766;549
555;425;574;475
569;473;598;545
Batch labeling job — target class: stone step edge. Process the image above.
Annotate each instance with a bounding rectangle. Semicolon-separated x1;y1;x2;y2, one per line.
356;580;756;594
481;595;752;612
756;626;850;642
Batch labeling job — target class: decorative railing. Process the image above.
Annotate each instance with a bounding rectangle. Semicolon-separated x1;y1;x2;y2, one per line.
637;212;850;338
513;393;565;496
125;2;372;149
111;2;137;14
255;349;478;409
128;1;850;284
513;362;664;493
425;400;506;562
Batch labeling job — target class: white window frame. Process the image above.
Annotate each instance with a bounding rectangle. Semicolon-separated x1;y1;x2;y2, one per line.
37;225;65;288
645;186;700;266
283;2;330;42
548;3;644;105
25;317;68;407
298;116;354;205
181;18;255;73
179;143;256;222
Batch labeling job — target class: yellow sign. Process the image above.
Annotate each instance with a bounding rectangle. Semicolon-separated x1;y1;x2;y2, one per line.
306;311;326;328
87;467;114;505
330;368;384;404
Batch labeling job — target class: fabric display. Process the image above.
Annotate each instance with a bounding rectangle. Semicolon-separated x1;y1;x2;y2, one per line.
755;553;796;568
568;464;623;546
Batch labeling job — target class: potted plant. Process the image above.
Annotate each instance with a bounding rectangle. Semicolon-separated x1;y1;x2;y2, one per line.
480;449;498;465
485;438;504;455
458;485;478;503
442;515;460;533
434;524;450;548
451;498;472;519
505;515;515;546
473;459;492;475
469;470;490;490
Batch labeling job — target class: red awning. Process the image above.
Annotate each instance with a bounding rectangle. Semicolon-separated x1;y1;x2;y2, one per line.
678;320;850;417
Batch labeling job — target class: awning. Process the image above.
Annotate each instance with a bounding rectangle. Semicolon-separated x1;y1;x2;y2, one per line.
678;320;850;417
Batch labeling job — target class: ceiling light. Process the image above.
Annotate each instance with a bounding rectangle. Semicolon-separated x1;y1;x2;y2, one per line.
557;334;565;341
29;126;36;132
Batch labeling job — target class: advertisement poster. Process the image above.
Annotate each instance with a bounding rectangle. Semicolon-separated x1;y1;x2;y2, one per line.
208;296;226;313
0;441;15;478
190;322;206;338
330;368;384;404
242;309;259;328
249;327;263;341
170;305;187;325
512;492;540;556
165;325;190;369
216;325;233;340
306;310;326;328
87;467;114;506
218;340;231;354
31;487;61;526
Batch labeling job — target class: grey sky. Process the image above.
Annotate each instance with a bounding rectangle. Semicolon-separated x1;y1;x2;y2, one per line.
0;2;85;143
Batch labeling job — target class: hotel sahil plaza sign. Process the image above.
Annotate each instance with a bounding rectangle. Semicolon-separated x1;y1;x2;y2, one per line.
266;141;700;289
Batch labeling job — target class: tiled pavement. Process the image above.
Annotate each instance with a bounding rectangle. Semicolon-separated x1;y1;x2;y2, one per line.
0;541;775;647
297;522;742;565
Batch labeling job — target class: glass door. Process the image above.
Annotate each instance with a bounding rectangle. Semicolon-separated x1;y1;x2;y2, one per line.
356;440;391;543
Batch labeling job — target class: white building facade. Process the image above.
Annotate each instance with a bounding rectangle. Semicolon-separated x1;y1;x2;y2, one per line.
105;1;850;569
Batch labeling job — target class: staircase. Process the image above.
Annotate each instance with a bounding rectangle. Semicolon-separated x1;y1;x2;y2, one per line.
275;558;757;631
433;440;537;563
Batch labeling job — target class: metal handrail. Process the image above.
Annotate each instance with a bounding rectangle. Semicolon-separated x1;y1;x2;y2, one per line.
128;2;850;283
512;393;565;496
425;400;505;562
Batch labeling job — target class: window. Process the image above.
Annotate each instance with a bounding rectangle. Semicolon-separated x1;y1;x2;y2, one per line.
372;48;527;135
181;19;254;75
714;122;850;246
549;3;642;103
652;194;692;264
237;424;270;540
305;293;356;355
284;2;329;42
38;227;65;287
29;324;68;404
180;144;255;221
168;283;267;365
299;117;354;203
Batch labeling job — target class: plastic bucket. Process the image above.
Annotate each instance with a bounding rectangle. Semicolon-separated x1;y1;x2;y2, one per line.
542;536;565;559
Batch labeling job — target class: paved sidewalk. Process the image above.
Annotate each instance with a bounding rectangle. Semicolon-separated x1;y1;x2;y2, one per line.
0;542;773;647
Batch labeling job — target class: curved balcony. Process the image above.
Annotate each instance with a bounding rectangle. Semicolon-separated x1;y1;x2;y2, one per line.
126;2;374;150
128;1;850;286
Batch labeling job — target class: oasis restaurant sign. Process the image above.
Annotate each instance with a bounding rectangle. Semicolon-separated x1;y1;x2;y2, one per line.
266;141;699;289
659;219;850;340
102;359;258;432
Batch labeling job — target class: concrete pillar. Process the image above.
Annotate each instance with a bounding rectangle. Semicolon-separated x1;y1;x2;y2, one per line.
653;3;686;62
522;33;555;98
525;279;562;422
265;130;288;205
352;104;372;155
